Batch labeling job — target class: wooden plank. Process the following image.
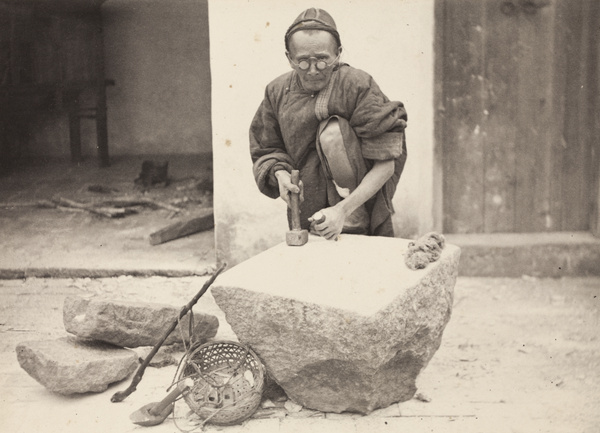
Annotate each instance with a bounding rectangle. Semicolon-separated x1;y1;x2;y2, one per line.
595;154;600;237
149;209;214;246
547;0;569;233
513;1;556;232
578;0;595;232
595;150;600;237
559;0;590;230
94;196;181;213
591;0;600;237
53;196;131;218
442;0;486;233
482;1;519;232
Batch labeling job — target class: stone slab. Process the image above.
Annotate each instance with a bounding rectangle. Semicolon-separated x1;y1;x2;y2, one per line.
63;296;218;348
446;232;600;277
211;235;460;414
16;336;138;394
216;235;446;316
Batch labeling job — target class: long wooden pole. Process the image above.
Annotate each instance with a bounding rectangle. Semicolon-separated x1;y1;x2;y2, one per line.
111;263;226;403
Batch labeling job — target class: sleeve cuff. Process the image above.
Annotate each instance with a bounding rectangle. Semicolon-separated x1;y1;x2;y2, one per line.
268;163;292;188
361;132;403;160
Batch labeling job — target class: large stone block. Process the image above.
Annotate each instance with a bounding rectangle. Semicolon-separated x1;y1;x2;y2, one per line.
63;296;218;348
16;337;138;394
211;235;460;414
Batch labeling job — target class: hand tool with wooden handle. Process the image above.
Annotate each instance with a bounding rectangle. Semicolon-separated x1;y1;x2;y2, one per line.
286;170;308;246
129;378;194;426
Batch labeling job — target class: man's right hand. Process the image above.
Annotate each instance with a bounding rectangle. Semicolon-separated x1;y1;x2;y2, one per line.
275;170;304;208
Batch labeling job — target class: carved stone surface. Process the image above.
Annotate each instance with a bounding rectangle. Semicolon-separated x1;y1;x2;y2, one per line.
211;235;460;414
16;336;137;395
63;296;218;348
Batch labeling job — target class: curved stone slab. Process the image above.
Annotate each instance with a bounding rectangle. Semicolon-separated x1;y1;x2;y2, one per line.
16;337;137;395
211;235;460;414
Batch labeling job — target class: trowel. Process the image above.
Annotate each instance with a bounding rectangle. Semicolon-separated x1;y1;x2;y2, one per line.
129;378;194;427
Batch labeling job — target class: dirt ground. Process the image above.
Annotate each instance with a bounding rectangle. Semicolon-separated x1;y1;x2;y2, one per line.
0;155;215;277
0;275;598;433
0;157;599;432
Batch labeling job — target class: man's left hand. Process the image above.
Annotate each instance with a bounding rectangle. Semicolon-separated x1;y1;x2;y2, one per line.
308;206;345;241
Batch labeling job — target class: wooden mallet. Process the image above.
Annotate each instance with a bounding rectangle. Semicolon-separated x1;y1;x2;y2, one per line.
286;170;308;246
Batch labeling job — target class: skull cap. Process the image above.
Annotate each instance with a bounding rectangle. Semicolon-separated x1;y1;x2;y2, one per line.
285;8;341;51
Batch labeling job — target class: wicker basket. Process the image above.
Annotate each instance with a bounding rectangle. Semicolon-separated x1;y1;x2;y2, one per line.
176;340;265;426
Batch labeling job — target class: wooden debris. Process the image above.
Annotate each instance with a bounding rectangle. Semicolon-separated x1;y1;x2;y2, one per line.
0;200;56;209
94;197;181;213
170;197;191;206
1;195;184;218
87;184;119;194
54;197;132;218
149;208;214;245
1;198;132;217
55;205;88;214
1;188;206;221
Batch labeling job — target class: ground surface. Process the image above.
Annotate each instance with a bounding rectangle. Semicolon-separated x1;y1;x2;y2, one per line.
1;275;598;433
1;157;598;432
0;155;215;277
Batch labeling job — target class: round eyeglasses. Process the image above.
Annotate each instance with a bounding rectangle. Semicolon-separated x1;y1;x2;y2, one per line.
288;52;341;71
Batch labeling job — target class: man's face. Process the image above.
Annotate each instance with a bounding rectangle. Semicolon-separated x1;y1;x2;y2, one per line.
287;30;340;93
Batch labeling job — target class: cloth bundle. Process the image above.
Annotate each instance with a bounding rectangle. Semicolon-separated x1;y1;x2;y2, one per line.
404;232;446;270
